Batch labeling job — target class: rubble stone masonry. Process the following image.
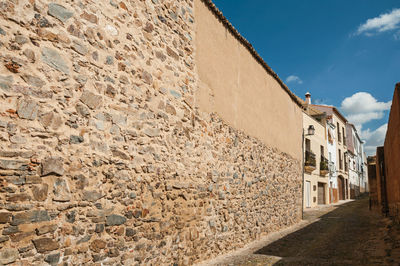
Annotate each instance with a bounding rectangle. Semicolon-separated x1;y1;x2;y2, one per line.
0;0;302;265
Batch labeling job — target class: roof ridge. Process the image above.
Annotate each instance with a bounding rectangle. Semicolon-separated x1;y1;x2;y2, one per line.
200;0;303;108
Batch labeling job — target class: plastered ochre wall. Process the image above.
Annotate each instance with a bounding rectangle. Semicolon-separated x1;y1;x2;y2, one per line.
194;0;303;161
384;84;400;218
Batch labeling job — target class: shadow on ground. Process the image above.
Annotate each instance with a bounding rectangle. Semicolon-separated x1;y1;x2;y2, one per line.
254;197;392;265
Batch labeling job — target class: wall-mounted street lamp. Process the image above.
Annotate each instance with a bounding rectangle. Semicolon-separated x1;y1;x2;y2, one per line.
306;125;315;136
302;125;315;218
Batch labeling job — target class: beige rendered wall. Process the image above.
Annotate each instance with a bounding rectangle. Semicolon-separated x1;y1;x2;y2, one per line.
303;113;329;208
194;0;303;160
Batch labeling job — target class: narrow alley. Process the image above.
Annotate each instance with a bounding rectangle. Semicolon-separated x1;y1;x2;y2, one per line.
215;197;400;265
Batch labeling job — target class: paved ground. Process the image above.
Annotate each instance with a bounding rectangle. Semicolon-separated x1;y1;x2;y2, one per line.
202;196;400;266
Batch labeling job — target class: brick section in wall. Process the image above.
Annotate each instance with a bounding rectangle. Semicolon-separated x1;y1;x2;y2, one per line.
0;0;302;264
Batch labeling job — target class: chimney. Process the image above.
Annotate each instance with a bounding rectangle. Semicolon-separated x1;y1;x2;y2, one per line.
305;92;311;104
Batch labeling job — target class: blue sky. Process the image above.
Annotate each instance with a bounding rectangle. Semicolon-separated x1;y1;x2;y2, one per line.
212;0;400;155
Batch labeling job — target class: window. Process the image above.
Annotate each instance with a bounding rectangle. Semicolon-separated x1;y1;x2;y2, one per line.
337;122;341;142
305;139;311;152
342;127;346;145
320;145;324;158
339;149;343;170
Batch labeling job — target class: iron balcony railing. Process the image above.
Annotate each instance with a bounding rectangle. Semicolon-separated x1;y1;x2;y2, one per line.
305;150;316;167
320;156;329;171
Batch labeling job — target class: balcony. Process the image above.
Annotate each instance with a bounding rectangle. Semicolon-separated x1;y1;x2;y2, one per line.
304;150;316;174
320;156;329;176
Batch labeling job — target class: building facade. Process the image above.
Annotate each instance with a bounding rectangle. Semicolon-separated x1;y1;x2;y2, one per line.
371;83;400;221
312;105;350;200
326;114;339;203
346;123;364;198
302;94;329;209
361;151;369;193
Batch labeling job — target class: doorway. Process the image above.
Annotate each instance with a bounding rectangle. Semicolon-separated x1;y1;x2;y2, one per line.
318;183;325;205
338;176;345;200
305;181;311;208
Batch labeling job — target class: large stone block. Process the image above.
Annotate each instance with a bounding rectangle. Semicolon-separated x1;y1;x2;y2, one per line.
21;74;45;88
11;210;50;225
48;3;73;22
41;157;64;176
53;178;71;202
40;112;63;130
0;75;13;91
0;159;28;170
106;214;127;226
32;184;49;201
0;212;12;224
0;248;18;265
80;90;103;109
17;97;38;120
90;239;106;253
82;191;102;202
41;47;69;74
32;237;59;253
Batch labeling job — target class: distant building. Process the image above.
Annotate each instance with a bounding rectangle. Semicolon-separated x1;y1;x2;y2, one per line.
346;123;365;198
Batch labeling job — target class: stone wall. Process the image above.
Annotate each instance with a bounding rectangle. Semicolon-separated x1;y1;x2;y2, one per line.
0;0;302;265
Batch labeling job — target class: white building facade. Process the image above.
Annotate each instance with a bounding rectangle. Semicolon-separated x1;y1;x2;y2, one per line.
346;124;366;198
326;115;339;203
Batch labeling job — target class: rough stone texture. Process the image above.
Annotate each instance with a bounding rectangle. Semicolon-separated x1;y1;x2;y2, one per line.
0;0;301;265
45;253;60;265
11;210;50;226
106;214;127;226
48;3;74;23
0;248;18;265
21;74;45;88
32;238;59;253
0;75;13;91
17;97;39;120
80;90;103;109
41;47;69;74
0;212;12;224
32;184;49;201
41;157;64;176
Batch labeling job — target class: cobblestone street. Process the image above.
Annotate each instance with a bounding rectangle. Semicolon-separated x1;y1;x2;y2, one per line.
209;196;400;265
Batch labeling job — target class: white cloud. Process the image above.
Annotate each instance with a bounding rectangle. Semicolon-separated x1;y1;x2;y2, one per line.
346;112;385;126
340;92;391;155
285;75;303;84
361;124;388;155
356;8;400;36
341;92;391;127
